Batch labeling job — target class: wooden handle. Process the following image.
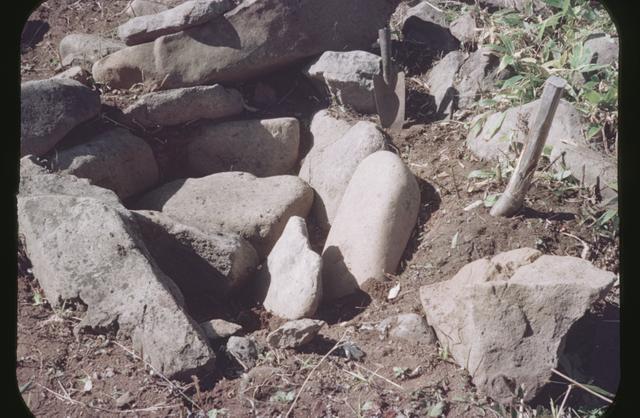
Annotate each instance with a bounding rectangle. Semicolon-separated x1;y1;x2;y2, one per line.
490;76;567;217
379;27;392;84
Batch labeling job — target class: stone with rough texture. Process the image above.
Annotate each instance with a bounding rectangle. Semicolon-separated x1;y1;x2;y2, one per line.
187;118;299;177
299;110;354;172
584;34;618;67
135;172;313;257
124;85;244;128
426;51;465;118
52;128;159;199
59;34;125;69
18;169;215;379
420;248;615;403
118;0;235;46
125;0;184;17
322;151;420;300
401;3;459;53
259;217;322;319
132;210;258;297
93;0;399;89
226;336;258;369
377;313;437;345
267;319;326;349
300;121;386;230
53;66;91;85
199;319;243;340
449;12;476;44
21;78;101;157
305;51;381;114
455;47;506;109
466;99;617;199
19;156;121;204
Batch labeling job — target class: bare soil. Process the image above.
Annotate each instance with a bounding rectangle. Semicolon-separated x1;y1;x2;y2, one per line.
17;1;619;417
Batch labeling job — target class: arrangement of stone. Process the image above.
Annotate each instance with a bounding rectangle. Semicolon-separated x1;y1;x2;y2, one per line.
19;0;617;406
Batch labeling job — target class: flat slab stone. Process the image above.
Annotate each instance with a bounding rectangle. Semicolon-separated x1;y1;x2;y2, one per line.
135;172;314;258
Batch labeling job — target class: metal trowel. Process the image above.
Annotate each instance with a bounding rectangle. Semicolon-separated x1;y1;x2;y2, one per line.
373;27;405;132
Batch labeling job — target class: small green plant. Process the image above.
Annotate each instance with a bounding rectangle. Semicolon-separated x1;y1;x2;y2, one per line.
207;408;228;418
270;390;295;404
393;366;409;379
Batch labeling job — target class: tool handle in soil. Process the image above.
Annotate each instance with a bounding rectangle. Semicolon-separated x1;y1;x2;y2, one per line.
490;75;567;217
379;27;392;84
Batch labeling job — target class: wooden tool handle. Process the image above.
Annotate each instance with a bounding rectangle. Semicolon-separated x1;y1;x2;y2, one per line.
379;27;392;84
490;76;567;217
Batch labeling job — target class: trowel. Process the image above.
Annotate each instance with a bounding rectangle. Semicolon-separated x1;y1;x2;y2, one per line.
373;27;405;132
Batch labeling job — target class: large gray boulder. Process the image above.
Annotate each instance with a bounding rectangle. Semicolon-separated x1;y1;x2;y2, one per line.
59;34;126;69
18;167;215;379
20;78;101;157
420;248;616;403
118;0;235;46
135;172;314;257
123;85;244;128
132;210;259;298
584;34;618;67
259;216;322;319
52;128;159;199
449;12;476;45
299;121;386;230
322;151;420;300
304;51;381;114
466;99;617;199
186;118;300;177
93;0;399;89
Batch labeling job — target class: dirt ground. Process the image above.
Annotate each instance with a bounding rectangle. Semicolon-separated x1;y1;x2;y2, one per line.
17;1;620;417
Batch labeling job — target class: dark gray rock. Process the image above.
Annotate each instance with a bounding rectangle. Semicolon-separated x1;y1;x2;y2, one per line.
401;2;459;54
21;78;101;157
426;51;465;118
199;319;243;340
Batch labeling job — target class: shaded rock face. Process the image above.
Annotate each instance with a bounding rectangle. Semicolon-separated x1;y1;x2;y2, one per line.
401;2;459;54
267;319;326;348
59;34;126;69
21;78;101;157
300;121;387;231
449;12;476;45
583;34;618;67
123;85;244;128
52;128;160;199
118;0;235;46
259;217;322;320
135;172;314;258
93;0;399;89
187;118;300;178
466;99;617;200
455;47;506;109
425;51;465;118
131;210;258;319
53;66;91;85
18;164;215;380
420;248;616;403
305;50;381;114
322;151;420;300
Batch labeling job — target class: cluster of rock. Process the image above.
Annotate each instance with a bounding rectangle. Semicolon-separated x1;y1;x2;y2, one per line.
19;0;422;380
19;0;618;405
